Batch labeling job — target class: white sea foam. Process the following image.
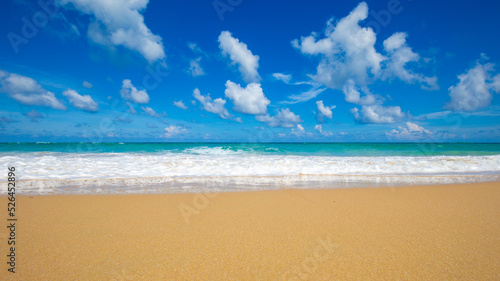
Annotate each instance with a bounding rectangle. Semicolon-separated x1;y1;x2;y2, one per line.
1;152;499;194
2;152;500;179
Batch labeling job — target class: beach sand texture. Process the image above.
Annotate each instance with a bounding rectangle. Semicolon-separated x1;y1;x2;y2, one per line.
1;182;499;280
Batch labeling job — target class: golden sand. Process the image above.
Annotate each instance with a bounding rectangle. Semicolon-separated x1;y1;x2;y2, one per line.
1;182;500;280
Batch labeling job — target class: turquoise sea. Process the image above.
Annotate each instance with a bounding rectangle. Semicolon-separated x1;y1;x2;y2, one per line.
1;142;500;194
1;142;500;156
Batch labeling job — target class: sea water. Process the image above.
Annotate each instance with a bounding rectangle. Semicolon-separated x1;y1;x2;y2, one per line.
1;142;499;194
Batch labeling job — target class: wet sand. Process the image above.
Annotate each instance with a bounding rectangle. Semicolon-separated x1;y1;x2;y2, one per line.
1;182;500;280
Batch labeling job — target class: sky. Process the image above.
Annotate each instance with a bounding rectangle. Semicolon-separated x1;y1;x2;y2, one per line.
1;0;500;142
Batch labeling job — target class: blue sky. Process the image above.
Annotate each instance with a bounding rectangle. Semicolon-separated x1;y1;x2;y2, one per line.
1;0;500;142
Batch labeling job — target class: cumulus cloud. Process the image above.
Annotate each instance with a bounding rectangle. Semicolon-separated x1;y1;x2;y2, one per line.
351;104;405;124
193;88;232;119
173;100;188;110
386;122;432;140
314;124;333;136
292;2;434;92
445;61;499;111
316;100;336;122
58;0;165;63
82;81;93;88
273;73;292;84
141;106;163;117
218;31;260;83
492;74;500;93
292;2;384;89
164;125;188;138
291;2;436;122
63;89;99;112
256;108;302;128
189;57;205;77
291;124;306;136
342;79;377;105
382;32;438;90
224;80;270;115
0;70;66;110
120;79;149;104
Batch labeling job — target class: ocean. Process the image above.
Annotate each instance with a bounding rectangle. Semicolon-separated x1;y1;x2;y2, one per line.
1;142;500;194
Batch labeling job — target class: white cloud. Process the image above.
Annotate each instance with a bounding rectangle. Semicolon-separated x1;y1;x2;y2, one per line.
382;32;438;90
187;42;209;59
291;124;305;136
0;70;66;110
256;108;302;128
445;62;498;111
173;100;188;110
126;102;137;114
415;108;500;120
193;88;232;119
414;110;452;121
492;74;500;93
273;73;292;84
314;124;333;136
291;1;436;121
187;42;201;53
189;57;205;77
285;86;327;104
141;106;162;117
386;122;432;140
316;100;336;122
164;125;188;138
63;89;99;112
58;0;165;63
292;2;435;92
120;79;149;104
234;117;243;123
292;2;384;89
82;81;93;88
351;104;405;124
342;79;377;105
218;31;260;83
382;32;407;52
224;80;270;115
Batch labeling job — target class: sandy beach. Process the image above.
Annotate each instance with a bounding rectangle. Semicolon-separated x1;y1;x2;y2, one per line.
1;182;500;280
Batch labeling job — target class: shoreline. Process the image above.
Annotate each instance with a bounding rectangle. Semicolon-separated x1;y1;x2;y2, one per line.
2;174;500;195
1;182;500;280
